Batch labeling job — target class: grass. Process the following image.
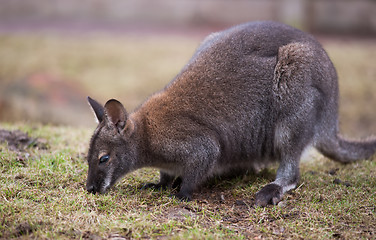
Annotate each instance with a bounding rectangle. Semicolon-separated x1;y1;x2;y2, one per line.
0;123;375;239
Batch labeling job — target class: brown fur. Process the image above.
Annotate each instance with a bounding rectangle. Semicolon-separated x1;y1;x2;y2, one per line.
86;21;376;206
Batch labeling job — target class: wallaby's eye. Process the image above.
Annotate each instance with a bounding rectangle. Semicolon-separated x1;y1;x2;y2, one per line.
99;155;110;164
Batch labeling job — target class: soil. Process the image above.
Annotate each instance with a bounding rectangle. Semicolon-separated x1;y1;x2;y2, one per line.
14;222;35;237
0;129;48;152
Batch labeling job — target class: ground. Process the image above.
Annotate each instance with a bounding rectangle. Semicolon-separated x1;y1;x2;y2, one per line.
0;124;375;239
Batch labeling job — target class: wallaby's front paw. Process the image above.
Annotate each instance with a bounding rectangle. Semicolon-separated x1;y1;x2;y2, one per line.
174;191;192;202
255;183;283;207
142;182;167;191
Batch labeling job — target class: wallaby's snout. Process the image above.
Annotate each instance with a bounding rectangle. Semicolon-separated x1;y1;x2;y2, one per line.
86;182;104;194
85;167;114;195
85;170;103;194
86;184;96;194
86;171;101;194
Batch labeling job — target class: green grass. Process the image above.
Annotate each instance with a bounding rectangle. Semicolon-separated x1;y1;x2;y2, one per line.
0;123;375;239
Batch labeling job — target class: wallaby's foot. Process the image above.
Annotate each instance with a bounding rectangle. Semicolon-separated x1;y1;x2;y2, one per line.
173;184;194;201
254;183;283;207
142;182;168;191
174;191;192;202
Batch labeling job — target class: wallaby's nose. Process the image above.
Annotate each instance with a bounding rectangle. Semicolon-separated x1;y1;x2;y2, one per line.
86;185;97;194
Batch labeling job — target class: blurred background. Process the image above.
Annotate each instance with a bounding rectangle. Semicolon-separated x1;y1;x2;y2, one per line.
0;0;375;137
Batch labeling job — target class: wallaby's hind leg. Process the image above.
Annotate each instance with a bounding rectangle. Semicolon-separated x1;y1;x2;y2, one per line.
255;118;314;206
255;42;318;206
255;151;300;206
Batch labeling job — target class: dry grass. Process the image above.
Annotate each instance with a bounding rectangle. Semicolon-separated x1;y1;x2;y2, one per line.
0;123;375;239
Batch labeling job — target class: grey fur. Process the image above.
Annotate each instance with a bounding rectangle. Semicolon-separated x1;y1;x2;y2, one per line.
86;21;376;206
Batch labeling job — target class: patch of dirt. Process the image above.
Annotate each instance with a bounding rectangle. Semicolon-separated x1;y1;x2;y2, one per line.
0;129;48;152
333;178;351;187
12;221;46;237
108;230;132;240
82;231;102;240
80;230;130;240
14;222;35;236
328;168;339;175
167;207;198;222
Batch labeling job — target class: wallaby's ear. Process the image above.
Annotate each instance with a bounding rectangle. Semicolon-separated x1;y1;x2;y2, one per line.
104;99;128;133
87;96;105;123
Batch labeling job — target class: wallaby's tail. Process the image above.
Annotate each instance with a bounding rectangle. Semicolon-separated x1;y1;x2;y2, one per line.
316;133;376;163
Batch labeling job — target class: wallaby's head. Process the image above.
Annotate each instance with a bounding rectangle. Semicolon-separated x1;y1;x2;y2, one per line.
86;97;137;194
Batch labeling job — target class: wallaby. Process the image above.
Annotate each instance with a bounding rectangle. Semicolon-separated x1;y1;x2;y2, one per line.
86;21;376;206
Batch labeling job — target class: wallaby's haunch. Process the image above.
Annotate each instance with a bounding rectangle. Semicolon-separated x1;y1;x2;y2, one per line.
86;21;376;206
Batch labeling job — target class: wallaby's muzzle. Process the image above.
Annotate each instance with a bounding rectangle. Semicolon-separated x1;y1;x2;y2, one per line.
86;184;97;194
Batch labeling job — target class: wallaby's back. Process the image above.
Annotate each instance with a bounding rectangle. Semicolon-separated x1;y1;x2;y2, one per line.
138;21;347;168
